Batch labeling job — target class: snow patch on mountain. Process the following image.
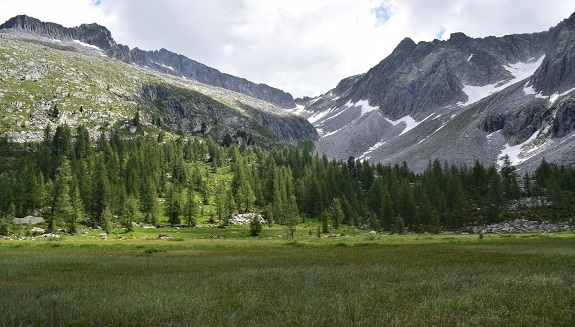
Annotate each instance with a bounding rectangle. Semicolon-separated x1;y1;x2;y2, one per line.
385;113;434;135
358;139;386;161
356;100;379;116
151;61;175;71
459;56;545;106
73;40;101;50
308;107;335;124
550;87;575;103
497;129;540;167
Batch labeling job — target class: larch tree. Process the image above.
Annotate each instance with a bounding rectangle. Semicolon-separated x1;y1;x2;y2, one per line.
48;159;74;233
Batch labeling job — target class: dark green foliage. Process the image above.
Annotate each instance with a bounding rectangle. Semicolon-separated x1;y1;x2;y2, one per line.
321;210;330;233
132;111;141;127
249;216;262;236
122;195;142;232
330;198;344;229
166;185;183;226
48;159;73;232
1;123;574;234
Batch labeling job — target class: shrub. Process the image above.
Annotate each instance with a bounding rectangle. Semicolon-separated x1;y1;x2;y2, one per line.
249;217;262;236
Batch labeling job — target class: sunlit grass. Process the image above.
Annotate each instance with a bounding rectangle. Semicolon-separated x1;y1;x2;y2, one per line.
1;234;575;326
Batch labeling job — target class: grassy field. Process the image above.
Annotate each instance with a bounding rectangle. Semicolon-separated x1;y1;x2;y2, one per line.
1;232;575;326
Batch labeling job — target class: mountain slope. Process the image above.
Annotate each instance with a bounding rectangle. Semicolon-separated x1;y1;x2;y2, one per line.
0;15;295;109
0;29;316;146
295;11;575;171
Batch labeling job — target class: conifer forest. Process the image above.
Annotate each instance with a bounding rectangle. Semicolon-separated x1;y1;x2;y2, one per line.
1;123;573;236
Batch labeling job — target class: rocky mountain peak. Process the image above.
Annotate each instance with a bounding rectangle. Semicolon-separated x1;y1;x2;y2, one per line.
296;11;575;172
391;37;417;56
448;32;471;44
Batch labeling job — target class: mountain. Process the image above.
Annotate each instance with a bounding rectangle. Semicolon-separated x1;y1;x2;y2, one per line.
0;15;295;109
294;12;575;172
0;16;316;146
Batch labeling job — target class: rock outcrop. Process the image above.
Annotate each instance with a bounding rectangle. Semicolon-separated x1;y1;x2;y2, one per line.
472;219;573;234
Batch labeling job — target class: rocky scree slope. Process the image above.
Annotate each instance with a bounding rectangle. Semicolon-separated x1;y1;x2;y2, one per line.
0;31;316;146
0;15;295;109
295;11;575;172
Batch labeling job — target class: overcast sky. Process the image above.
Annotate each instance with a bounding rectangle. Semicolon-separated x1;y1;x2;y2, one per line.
1;0;575;98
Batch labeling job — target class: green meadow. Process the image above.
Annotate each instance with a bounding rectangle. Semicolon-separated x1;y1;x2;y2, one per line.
2;231;575;326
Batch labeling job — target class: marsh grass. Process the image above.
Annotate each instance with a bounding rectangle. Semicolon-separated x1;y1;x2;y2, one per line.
1;235;575;326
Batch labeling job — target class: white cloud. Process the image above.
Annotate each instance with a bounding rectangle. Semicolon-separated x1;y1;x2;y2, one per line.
1;0;574;98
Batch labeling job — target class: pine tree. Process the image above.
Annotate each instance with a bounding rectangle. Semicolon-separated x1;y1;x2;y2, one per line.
48;159;73;232
122;195;142;231
321;209;330;233
74;125;91;159
166;185;183;226
429;209;440;233
101;206;113;233
330;198;344;229
381;191;395;230
184;186;198;227
285;212;298;239
394;214;405;234
69;184;84;234
249;216;262;236
52;124;72;157
141;179;159;225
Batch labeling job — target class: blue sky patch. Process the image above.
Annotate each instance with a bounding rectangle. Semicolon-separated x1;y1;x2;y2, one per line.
372;2;392;25
92;0;101;5
436;27;447;40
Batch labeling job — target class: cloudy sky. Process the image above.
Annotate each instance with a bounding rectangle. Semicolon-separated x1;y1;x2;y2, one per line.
1;0;574;98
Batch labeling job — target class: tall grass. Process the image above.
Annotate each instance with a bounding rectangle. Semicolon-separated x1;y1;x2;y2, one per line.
1;236;575;326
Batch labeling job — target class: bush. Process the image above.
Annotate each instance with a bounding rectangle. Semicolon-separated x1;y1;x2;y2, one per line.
249;217;262;236
0;220;10;236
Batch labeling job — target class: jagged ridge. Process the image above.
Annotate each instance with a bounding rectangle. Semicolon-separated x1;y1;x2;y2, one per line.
0;15;295;108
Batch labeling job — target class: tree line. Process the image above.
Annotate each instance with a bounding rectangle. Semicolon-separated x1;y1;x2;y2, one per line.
0;124;573;235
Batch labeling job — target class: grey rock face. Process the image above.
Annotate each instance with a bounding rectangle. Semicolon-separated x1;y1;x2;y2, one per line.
0;15;295;108
0;15;130;61
531;12;575;95
139;83;315;146
131;48;295;108
551;98;575;138
298;11;575;172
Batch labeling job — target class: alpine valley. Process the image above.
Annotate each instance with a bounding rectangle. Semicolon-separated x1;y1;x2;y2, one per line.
1;13;575;170
293;11;575;172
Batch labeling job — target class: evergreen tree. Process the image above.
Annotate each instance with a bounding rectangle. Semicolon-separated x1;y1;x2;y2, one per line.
395;214;405;234
52;124;72;157
249;216;262;236
166;185;183;226
330;198;344;229
132;110;141;127
101;206;113;233
429;210;440;233
74;125;91;159
381;191;395;230
47;159;74;232
69;184;84;234
184;186;198;227
141;179;159;225
500;155;520;200
321;209;330;233
487;168;504;223
122;195;142;231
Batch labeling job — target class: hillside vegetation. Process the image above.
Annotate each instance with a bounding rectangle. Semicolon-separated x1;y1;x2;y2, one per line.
0;32;315;147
